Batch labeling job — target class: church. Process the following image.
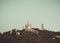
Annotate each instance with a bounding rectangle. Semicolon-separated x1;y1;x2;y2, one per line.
25;22;32;31
24;21;45;34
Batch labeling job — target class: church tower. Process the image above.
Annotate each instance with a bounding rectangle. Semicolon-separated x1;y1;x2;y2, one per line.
25;21;32;31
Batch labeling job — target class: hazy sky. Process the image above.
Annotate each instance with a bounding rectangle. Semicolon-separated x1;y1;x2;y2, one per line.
0;0;60;32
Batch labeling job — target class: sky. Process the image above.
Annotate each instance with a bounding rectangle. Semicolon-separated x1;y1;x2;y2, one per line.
0;0;60;32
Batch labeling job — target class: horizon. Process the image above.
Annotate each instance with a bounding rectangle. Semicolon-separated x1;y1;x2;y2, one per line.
0;0;60;32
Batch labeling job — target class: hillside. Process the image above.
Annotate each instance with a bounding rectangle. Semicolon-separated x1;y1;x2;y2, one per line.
0;28;60;43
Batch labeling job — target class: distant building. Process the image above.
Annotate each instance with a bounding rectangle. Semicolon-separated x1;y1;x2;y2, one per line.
24;21;39;34
25;22;32;32
41;24;44;31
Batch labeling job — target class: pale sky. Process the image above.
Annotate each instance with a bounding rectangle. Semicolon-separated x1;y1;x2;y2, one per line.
0;0;60;32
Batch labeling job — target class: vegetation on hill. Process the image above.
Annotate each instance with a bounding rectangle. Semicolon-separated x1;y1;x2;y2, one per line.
0;28;60;43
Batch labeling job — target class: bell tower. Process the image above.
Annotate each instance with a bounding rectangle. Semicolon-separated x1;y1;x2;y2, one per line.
41;24;44;31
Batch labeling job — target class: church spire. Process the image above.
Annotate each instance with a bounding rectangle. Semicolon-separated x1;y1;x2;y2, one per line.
25;20;32;31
